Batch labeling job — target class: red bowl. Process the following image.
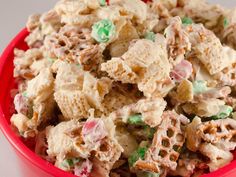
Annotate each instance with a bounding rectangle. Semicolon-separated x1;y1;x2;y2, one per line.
1;29;236;177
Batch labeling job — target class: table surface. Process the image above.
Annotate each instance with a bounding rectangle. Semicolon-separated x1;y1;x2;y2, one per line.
0;1;234;177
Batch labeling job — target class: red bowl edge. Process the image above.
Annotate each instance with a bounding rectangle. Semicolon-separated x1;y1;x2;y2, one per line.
0;28;76;177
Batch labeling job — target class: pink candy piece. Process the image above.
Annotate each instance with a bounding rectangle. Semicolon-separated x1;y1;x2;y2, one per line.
74;159;93;177
14;93;29;115
170;60;193;82
82;119;107;144
83;121;97;133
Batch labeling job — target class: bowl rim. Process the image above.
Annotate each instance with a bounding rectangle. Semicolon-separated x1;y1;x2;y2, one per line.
0;28;75;177
1;28;236;177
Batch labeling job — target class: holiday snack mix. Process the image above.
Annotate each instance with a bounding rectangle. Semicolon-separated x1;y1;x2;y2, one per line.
10;0;236;176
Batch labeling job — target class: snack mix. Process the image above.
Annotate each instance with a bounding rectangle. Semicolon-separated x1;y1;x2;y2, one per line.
10;0;236;176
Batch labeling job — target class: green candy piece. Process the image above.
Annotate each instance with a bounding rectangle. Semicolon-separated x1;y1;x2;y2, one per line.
224;18;229;28
61;159;74;168
92;19;116;43
127;114;144;125
192;80;208;94
66;159;74;166
182;17;193;25
61;158;80;168
144;125;156;139
145;31;156;42
22;92;27;97
128;147;148;167
128;114;156;139
99;0;107;6
211;105;233;120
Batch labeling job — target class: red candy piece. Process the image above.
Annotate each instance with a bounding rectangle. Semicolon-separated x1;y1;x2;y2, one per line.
170;60;193;82
82;119;107;143
14;93;29;115
82;120;97;134
74;159;93;177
